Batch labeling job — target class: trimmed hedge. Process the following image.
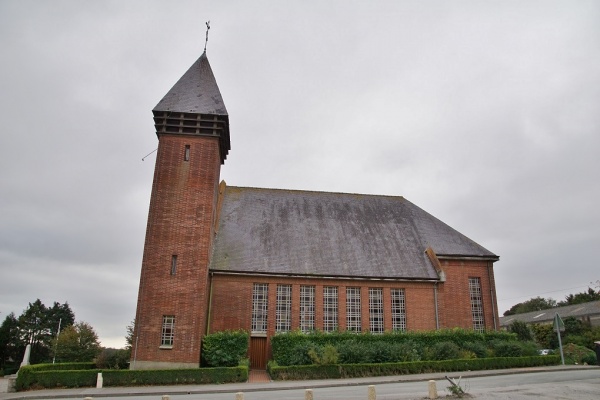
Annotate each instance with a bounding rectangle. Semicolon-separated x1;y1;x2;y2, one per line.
16;364;248;391
202;330;249;367
16;363;97;390
272;329;524;366
268;355;561;380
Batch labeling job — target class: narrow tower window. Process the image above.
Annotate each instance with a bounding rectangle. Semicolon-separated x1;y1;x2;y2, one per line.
160;315;175;347
184;145;190;161
170;255;177;275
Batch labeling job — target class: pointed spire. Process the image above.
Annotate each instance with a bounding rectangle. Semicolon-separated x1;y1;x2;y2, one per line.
153;52;228;115
152;52;230;163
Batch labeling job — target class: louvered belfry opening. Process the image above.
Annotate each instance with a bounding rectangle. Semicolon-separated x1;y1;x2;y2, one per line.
153;110;230;163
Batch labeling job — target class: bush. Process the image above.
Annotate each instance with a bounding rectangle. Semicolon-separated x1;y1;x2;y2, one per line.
461;341;487;358
338;340;368;364
96;348;130;369
581;352;597;365
202;330;249;367
308;344;339;365
508;321;534;341
563;343;596;365
430;341;461;360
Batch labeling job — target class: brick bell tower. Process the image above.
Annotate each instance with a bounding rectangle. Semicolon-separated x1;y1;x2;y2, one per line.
132;51;230;369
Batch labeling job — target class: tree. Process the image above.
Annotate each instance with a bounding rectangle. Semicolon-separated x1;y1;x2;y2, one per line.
507;320;533;341
125;319;135;351
17;299;51;363
0;313;21;371
46;301;75;337
53;322;101;363
14;299;75;364
503;297;557;316
557;287;600;307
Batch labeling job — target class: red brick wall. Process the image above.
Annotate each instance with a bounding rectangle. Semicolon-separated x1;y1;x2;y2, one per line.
133;134;221;367
208;274;438;360
436;259;500;330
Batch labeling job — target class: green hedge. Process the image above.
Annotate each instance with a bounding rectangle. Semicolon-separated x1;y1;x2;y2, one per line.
269;355;561;380
16;363;97;390
202;330;249;367
16;365;248;391
271;329;518;366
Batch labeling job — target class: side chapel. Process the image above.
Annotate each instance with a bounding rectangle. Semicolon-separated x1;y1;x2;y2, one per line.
132;50;500;370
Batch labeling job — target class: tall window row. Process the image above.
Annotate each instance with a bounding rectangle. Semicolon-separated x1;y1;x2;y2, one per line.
251;284;408;334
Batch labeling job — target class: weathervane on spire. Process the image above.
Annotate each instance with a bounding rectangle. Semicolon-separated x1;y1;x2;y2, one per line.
204;21;210;53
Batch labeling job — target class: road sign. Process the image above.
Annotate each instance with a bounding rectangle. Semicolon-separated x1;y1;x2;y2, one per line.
553;313;565;332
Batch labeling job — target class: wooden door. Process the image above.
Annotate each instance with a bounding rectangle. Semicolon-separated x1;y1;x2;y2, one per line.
249;337;267;369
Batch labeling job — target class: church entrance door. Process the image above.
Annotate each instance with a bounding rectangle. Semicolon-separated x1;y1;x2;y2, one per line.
249;336;267;369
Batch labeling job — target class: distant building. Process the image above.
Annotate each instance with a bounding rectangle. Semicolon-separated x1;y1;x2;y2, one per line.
131;50;500;370
500;300;600;328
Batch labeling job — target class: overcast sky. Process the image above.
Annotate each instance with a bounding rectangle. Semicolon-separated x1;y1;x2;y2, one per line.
1;0;598;348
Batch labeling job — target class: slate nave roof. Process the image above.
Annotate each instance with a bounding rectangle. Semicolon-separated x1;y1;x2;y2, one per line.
209;185;498;280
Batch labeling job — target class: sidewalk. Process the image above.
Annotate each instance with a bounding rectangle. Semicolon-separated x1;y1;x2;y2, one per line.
0;365;596;400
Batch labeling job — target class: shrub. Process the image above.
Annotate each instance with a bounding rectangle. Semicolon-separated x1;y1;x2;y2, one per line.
461;341;487;358
430;341;461;360
202;330;249;367
337;340;367;364
389;341;421;362
581;352;597;365
508;321;534;341
563;343;596;365
490;341;523;357
96;348;130;369
308;344;339;365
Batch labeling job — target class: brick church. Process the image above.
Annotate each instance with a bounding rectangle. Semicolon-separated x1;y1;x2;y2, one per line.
132;50;500;370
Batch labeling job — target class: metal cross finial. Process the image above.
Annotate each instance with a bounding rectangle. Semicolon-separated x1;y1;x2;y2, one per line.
204;21;210;53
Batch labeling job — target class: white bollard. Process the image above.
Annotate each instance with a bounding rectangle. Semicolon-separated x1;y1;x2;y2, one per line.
162;396;170;400
96;373;103;389
235;392;244;400
305;388;313;400
428;380;438;399
84;397;93;400
368;385;376;400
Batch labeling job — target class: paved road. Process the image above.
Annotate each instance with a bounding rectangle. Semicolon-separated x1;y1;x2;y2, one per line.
1;366;598;400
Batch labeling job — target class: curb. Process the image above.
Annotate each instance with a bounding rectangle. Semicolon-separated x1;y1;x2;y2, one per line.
1;365;596;400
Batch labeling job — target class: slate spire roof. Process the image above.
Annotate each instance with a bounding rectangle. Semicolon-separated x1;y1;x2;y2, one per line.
153;51;228;115
210;186;498;280
152;51;231;163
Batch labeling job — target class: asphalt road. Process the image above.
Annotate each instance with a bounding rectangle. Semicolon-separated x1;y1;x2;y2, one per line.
84;369;599;400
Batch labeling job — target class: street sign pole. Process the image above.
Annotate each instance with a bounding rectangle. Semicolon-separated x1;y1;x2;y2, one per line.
553;313;565;365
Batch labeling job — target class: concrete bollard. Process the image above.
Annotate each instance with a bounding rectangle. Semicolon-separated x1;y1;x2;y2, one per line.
84;397;93;400
368;385;376;400
305;388;313;400
162;396;170;400
428;380;438;399
96;372;103;389
235;392;244;400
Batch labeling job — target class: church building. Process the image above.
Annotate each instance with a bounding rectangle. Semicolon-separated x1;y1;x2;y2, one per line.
132;50;500;370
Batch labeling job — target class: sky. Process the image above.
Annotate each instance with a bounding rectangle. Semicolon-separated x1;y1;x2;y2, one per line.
1;0;599;349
